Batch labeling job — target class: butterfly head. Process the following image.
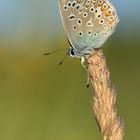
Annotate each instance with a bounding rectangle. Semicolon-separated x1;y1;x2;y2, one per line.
68;47;81;58
68;46;92;60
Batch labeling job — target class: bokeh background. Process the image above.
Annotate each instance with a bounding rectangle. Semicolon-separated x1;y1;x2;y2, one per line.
0;0;140;140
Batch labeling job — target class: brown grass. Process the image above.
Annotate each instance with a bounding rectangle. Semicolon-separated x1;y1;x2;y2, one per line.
87;49;124;140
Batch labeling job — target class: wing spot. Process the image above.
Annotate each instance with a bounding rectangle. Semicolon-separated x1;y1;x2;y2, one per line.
87;22;92;26
105;8;113;16
98;0;103;6
78;31;83;36
77;19;82;25
73;25;76;30
108;10;112;14
69;15;76;20
72;1;76;7
85;0;91;7
94;9;98;13
88;23;91;26
88;30;92;35
83;12;88;18
86;18;93;26
67;1;72;7
64;5;67;10
90;7;94;13
76;5;80;10
97;14;101;18
102;3;108;9
99;19;105;24
79;8;83;14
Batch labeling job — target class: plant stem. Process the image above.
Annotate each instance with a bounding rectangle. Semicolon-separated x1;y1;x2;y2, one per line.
87;49;124;140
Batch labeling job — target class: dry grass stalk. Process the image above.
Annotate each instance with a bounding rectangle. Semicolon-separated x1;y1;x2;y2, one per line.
87;49;124;140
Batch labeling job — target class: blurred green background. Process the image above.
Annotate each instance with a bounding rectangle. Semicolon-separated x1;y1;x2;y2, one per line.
0;0;140;140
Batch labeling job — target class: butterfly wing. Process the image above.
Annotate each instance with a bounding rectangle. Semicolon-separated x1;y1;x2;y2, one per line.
59;0;86;51
59;0;119;55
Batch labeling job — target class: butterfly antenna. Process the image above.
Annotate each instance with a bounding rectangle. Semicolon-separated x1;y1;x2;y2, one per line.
59;53;68;66
43;49;65;56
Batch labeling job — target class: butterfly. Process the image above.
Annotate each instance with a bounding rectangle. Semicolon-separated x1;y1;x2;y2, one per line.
59;0;119;62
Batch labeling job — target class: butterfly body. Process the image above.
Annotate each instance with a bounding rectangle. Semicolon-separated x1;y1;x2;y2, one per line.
59;0;119;59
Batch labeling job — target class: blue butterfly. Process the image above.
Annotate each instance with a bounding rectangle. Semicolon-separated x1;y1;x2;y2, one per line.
59;0;119;62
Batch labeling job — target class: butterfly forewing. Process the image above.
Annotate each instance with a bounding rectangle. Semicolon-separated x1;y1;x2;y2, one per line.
59;0;85;49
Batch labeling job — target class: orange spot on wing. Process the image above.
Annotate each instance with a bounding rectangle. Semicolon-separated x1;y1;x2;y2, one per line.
101;6;106;11
104;11;111;16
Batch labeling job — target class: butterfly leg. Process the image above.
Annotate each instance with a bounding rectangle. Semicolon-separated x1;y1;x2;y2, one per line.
81;57;90;88
86;73;90;88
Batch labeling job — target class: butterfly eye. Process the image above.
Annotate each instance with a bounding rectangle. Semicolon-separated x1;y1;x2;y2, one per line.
70;49;75;56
